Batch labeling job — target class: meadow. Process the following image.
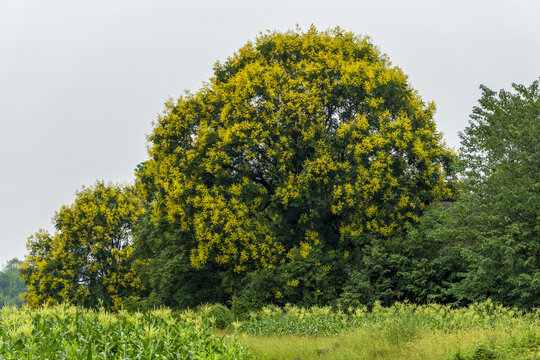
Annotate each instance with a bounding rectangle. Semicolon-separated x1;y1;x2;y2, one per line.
1;301;538;359
234;301;540;359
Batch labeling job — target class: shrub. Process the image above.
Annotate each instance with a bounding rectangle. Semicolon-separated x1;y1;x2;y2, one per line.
122;293;163;313
199;303;235;329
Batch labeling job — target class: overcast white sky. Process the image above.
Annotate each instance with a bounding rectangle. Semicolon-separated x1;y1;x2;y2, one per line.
1;0;539;266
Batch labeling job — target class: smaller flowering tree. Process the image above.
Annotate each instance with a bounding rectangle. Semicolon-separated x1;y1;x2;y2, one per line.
21;181;145;310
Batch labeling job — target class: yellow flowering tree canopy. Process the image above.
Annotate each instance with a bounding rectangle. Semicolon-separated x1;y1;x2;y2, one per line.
21;182;145;310
138;27;454;288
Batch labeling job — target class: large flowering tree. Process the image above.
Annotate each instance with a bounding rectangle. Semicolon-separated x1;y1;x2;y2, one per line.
137;27;454;306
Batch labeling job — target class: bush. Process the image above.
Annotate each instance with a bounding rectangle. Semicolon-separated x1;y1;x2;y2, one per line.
231;293;265;321
122;293;163;312
199;303;235;329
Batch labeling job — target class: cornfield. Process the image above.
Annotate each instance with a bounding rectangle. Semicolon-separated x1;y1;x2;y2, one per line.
0;305;256;359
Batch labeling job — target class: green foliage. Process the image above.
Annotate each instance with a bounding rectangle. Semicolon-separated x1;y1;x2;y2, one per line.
133;213;227;309
337;203;464;309
347;78;540;311
230;247;346;317
396;204;464;304
239;304;354;336
238;300;539;337
198;303;234;329
19;27;536;315
122;293;163;313
450;331;540;360
447;79;540;309
136;26;454;308
0;305;256;359
20;181;145;310
338;237;406;308
0;258;26;308
231;282;270;320
237;300;539;360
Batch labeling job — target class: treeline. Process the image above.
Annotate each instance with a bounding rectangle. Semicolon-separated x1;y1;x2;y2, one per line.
0;258;26;307
20;27;540;313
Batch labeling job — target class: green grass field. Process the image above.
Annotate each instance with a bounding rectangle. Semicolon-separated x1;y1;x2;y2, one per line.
231;301;539;359
1;301;538;359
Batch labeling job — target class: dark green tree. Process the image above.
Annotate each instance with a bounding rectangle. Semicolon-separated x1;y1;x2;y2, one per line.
335;201;465;309
446;79;540;308
0;258;27;308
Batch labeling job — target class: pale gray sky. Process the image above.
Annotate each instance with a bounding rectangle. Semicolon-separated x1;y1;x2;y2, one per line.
1;0;539;266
